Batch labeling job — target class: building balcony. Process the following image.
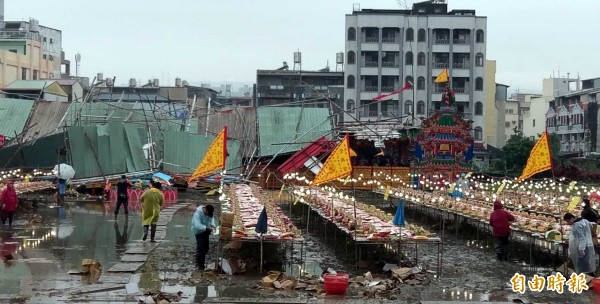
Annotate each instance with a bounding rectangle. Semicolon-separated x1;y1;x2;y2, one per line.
453;38;470;44
381;61;399;67
433;62;449;69
381;86;398;92
363;86;378;92
359;110;379;118
363;61;379;67
382;36;396;43
365;36;379;43
434;38;450;45
453;87;469;94
453;62;470;69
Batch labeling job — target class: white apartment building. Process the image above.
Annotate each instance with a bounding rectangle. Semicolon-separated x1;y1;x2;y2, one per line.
343;0;487;141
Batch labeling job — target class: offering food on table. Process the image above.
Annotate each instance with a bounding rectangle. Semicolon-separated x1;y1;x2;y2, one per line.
225;184;299;241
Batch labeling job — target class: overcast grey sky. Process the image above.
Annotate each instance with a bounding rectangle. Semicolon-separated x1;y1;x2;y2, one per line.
9;0;599;92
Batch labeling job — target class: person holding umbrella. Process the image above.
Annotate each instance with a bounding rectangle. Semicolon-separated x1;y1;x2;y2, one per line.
191;204;215;270
140;181;164;242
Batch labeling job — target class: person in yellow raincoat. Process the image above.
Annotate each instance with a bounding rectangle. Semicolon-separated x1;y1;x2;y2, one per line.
140;181;164;242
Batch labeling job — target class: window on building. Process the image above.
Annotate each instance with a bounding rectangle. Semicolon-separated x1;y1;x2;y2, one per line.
475;102;483;115
417;29;426;42
417;76;425;90
50;38;53;44
33;70;38;80
405;52;413;65
347;51;356;64
476;53;484;66
417;52;426;66
404;100;413;114
43;54;47;59
405;28;414;42
21;68;28;80
346;99;355;111
475;77;483;91
505;122;510;127
9;49;17;53
405;76;413;85
476;30;484;43
346;75;355;89
348;27;356;41
43;37;47;42
457;103;465;113
533;119;536;127
474;127;483;140
417;100;425;115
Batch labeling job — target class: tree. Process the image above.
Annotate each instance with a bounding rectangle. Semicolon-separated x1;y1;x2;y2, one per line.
547;132;561;167
499;134;535;174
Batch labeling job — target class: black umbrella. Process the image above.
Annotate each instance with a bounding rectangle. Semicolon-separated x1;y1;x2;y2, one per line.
255;207;268;273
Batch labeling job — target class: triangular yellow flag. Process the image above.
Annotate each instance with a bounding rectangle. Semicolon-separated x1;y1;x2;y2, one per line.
517;132;552;182
310;135;352;186
189;126;228;182
434;68;449;83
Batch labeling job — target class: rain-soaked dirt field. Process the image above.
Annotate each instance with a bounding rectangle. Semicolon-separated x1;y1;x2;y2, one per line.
1;191;600;303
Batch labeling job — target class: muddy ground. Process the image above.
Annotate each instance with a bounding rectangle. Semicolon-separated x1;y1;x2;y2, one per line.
142;195;600;304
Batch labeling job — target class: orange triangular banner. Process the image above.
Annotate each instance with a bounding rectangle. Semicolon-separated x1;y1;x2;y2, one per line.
517;131;552;181
310;135;352;186
189;126;227;182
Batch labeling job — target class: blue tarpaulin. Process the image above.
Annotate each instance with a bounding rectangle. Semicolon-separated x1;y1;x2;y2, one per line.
392;201;405;226
153;172;172;184
255;207;268;234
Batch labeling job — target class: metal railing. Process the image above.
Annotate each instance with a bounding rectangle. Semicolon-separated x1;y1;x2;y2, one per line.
434;38;450;45
363;86;378;92
0;30;41;41
381;86;397;92
365;36;379;43
453;62;470;69
433;62;449;68
382;36;396;43
453;37;471;44
381;61;399;67
363;61;378;67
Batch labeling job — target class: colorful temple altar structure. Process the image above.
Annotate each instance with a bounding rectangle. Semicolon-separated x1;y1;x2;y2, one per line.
412;108;474;186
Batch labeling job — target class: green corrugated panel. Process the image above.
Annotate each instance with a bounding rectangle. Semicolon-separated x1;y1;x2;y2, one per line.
257;107;333;157
0;132;65;169
124;124;148;170
68;123;150;179
4;80;47;90
0;98;35;137
162;131;241;174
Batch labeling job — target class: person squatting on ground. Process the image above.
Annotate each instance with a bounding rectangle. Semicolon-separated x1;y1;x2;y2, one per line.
140;181;163;242
564;212;597;276
191;204;215;270
489;200;515;261
0;181;18;227
115;175;132;218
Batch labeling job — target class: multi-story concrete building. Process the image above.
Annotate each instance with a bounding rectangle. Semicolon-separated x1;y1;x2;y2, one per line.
344;0;487;141
523;77;579;138
255;66;344;121
0;19;65;80
504;98;519;141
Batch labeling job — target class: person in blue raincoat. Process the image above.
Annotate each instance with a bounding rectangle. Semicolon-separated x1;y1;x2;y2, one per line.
564;212;596;275
191;204;215;270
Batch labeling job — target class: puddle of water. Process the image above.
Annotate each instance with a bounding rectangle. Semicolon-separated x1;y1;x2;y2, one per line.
0;199;182;295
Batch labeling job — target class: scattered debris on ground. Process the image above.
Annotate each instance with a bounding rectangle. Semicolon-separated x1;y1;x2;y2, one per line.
68;258;102;283
138;291;183;303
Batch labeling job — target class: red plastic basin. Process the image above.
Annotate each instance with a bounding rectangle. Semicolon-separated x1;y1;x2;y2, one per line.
592;278;600;295
323;273;350;295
